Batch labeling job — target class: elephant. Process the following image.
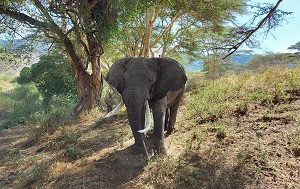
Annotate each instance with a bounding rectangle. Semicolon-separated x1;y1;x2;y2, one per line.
106;57;187;157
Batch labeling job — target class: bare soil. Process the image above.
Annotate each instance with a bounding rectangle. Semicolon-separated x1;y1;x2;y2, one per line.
0;93;300;189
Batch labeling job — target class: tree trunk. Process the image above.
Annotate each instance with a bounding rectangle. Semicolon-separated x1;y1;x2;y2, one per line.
72;68;102;117
64;35;103;117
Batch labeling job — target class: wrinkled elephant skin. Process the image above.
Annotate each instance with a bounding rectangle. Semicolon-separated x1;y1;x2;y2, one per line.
106;57;187;156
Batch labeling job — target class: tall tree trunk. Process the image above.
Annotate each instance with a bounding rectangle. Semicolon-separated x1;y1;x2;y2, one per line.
63;34;103;117
141;8;160;57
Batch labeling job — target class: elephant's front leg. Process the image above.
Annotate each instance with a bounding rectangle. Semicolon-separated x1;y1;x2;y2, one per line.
152;98;167;155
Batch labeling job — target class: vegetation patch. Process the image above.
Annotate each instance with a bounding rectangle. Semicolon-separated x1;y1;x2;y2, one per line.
0;67;300;188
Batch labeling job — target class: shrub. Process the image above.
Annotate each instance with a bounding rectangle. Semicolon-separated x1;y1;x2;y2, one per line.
18;162;47;188
17;52;77;105
33;95;76;139
188;78;236;120
9;84;43;125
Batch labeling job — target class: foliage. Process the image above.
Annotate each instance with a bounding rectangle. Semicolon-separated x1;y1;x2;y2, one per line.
17;52;77;105
17;67;31;84
188;77;237;120
32;94;77;139
17;162;48;188
246;53;299;71
288;41;300;58
0;44;31;73
8;84;43;125
0;79;75;133
0;0;132;114
223;1;293;57
101;0;246;65
0;0;294;116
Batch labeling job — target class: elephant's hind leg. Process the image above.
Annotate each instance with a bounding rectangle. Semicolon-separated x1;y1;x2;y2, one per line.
166;104;179;135
164;108;170;131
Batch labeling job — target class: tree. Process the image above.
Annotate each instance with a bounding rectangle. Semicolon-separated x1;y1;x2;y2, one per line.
0;44;31;73
0;0;121;116
105;0;245;59
246;53;297;71
18;52;77;105
288;41;300;58
0;0;292;116
180;26;241;79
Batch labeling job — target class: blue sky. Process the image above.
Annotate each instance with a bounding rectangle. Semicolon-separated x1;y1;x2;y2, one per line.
238;0;300;54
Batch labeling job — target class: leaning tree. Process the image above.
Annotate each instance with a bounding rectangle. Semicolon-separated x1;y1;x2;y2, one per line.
0;0;122;116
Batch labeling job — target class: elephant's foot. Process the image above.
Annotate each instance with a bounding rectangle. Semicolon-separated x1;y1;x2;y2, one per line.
153;145;166;156
152;141;167;156
166;125;174;136
132;143;151;159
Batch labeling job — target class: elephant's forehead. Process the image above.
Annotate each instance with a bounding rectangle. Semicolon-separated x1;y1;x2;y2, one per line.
127;61;154;72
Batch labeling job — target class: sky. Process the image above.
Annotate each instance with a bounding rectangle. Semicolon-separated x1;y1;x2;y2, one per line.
238;0;300;54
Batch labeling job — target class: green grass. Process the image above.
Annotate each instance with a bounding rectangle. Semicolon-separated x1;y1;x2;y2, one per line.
188;67;300;122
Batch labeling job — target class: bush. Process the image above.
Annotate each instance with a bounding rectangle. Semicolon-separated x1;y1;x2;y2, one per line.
1;84;76;133
47;95;76;124
17;52;77;105
188;67;300;122
33;95;76;139
188;78;237;120
9;84;43;125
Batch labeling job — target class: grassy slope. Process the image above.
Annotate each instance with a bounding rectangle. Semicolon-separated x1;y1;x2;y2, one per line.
0;68;300;189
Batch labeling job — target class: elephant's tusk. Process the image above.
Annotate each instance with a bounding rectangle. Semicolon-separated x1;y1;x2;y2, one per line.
104;101;124;118
138;101;151;133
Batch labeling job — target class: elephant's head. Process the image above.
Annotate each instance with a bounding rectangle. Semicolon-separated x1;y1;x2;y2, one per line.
106;57;187;155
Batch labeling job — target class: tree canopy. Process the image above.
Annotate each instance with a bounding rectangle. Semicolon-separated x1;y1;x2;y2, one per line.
0;0;293;115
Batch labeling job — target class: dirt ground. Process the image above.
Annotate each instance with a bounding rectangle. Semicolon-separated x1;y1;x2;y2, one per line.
0;93;300;189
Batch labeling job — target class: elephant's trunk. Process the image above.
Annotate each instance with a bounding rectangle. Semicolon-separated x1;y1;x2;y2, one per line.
122;87;149;159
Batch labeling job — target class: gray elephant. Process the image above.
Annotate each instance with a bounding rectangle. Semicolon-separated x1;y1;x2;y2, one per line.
106;57;187;157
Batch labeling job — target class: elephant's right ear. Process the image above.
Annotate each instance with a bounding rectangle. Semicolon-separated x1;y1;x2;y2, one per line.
106;57;132;94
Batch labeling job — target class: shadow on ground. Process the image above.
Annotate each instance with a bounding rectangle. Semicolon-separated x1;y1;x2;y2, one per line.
57;146;147;189
176;153;249;189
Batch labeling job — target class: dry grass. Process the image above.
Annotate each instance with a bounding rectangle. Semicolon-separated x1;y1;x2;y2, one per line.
0;67;300;188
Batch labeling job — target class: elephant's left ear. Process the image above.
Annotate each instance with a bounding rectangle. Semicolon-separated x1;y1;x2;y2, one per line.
151;58;187;100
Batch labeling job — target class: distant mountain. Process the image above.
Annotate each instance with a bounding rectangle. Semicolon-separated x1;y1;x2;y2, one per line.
0;39;25;47
231;54;255;64
187;54;256;72
0;39;48;54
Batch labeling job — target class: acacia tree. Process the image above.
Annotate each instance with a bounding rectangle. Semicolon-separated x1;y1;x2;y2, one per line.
0;0;123;116
106;0;245;59
288;42;300;58
246;53;298;71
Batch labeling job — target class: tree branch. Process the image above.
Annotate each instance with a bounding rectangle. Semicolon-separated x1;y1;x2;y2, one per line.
223;0;283;59
0;6;50;30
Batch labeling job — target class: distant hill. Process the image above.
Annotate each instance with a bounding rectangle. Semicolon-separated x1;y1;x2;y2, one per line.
187;54;256;72
231;54;255;64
